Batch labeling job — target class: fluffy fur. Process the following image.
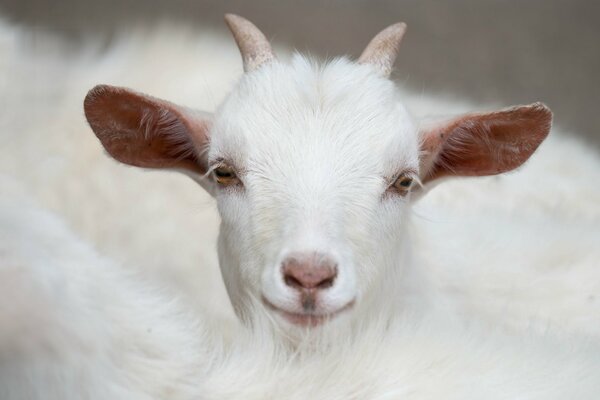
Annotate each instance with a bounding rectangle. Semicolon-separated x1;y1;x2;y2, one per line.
0;177;210;399
1;17;600;398
1;183;599;399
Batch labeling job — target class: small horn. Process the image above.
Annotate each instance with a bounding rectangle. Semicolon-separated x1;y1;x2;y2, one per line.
224;14;275;72
358;22;407;77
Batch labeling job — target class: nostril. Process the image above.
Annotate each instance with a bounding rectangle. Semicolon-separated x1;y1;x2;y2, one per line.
317;275;335;289
284;274;304;289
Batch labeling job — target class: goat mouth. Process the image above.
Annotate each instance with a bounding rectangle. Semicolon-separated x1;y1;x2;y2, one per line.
262;297;354;328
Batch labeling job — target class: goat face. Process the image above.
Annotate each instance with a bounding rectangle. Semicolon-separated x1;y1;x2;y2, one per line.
84;15;551;333
211;57;419;327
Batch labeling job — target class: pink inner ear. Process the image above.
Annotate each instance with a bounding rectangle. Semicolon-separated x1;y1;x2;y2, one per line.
420;103;552;183
84;85;211;174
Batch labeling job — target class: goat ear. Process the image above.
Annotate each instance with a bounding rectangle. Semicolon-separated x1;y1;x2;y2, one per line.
419;103;552;184
84;84;211;176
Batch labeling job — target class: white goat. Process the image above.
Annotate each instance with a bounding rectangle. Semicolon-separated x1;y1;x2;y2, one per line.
2;13;600;399
2;14;598;336
80;14;599;338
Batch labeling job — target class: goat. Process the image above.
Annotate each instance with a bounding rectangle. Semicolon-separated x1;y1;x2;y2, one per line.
82;14;599;338
1;13;600;399
2;14;597;338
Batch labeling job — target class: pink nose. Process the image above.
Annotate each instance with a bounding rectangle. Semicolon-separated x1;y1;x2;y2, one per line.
282;253;338;290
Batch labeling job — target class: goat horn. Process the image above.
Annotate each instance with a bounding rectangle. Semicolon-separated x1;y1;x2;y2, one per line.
358;22;407;77
224;14;275;72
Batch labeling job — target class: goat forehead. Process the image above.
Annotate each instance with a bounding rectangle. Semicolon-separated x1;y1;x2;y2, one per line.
211;55;419;173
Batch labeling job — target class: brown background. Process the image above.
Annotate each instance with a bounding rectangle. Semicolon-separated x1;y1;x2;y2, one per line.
1;0;598;148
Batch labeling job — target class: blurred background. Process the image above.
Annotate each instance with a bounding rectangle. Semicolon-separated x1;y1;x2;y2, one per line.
1;0;598;147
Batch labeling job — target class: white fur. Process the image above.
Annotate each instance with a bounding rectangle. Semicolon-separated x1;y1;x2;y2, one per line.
0;177;210;399
1;182;599;399
1;17;600;398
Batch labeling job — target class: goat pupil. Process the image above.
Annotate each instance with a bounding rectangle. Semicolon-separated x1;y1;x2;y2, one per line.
216;169;233;178
396;176;412;188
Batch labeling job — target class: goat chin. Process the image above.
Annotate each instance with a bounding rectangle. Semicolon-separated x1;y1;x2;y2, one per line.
1;18;600;398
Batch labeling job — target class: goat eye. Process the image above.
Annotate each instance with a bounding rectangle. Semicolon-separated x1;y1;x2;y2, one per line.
213;166;239;186
392;174;413;195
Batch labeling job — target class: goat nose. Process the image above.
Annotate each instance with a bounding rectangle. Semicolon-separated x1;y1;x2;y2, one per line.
281;253;338;290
